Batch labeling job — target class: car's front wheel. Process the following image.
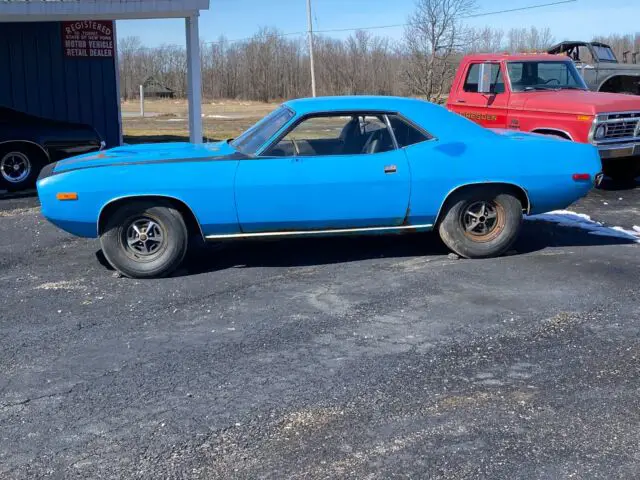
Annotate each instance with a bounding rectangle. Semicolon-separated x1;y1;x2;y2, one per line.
100;200;188;279
438;187;523;259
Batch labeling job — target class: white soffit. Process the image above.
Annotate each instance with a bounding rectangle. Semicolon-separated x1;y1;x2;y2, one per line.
0;0;211;21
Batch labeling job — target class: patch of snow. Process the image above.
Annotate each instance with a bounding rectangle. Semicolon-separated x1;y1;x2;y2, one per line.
207;114;232;119
527;210;640;243
164;118;185;122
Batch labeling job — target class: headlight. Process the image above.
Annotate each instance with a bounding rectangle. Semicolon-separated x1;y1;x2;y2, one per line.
594;124;607;140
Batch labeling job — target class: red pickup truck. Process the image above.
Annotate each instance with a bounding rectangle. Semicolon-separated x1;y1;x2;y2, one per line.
447;53;640;182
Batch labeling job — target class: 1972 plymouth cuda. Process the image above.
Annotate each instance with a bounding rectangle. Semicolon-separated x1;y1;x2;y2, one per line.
37;96;602;279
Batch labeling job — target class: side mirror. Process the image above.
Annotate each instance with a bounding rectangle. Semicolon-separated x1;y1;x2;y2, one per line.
477;63;493;94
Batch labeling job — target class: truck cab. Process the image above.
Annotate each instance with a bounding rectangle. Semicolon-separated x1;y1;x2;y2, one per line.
447;53;640;182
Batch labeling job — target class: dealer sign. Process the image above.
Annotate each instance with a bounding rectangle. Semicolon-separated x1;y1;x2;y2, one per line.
62;21;114;58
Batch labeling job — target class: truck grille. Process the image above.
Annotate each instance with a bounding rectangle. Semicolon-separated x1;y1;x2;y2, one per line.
600;112;640;141
605;120;639;139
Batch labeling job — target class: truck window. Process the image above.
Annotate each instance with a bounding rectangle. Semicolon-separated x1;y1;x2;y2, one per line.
507;61;586;91
463;63;505;94
592;45;617;62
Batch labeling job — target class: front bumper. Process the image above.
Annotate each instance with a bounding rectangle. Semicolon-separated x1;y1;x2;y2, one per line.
597;142;640;160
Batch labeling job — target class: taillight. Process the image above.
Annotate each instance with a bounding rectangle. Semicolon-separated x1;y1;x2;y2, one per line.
572;173;591;182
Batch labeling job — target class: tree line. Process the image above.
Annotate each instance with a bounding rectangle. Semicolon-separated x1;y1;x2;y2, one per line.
117;0;639;104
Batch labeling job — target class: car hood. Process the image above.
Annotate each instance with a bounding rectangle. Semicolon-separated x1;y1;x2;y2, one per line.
52;141;241;174
514;90;640;115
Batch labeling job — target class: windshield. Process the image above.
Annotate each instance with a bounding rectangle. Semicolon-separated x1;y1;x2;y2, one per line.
231;106;295;155
592;45;617;62
506;61;588;92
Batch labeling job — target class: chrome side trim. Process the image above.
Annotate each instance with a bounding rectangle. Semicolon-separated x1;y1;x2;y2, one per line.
97;194;206;240
0;140;50;161
205;223;434;240
433;181;532;227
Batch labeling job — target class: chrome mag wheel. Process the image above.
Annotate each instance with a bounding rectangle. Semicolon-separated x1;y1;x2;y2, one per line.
0;151;31;184
122;217;167;259
460;200;505;242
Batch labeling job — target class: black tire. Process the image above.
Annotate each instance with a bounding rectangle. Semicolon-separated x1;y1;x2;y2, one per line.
0;144;46;191
438;187;523;259
99;200;188;279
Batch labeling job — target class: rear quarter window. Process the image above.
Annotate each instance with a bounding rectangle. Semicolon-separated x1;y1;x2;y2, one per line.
387;115;432;147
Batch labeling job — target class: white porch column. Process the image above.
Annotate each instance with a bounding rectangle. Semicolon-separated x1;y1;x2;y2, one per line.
185;14;203;144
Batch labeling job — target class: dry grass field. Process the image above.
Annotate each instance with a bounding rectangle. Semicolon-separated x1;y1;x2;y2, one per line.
120;96;446;145
121;98;279;144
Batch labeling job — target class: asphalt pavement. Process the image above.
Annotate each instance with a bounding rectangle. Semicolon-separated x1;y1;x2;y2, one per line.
0;179;639;479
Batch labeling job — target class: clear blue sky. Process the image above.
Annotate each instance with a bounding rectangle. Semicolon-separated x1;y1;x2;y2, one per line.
116;0;639;48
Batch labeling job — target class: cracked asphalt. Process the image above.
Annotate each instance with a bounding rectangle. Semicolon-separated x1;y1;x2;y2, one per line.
1;179;639;479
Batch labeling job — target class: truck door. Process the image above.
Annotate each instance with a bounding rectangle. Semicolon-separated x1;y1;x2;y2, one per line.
448;62;510;129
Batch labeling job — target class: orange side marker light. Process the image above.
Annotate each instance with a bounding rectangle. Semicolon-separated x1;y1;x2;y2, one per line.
56;192;78;201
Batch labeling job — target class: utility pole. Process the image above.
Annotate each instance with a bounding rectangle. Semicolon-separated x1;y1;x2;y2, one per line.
306;0;317;97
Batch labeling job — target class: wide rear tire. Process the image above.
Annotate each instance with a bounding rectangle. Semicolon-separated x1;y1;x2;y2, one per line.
438;187;523;259
99;200;188;279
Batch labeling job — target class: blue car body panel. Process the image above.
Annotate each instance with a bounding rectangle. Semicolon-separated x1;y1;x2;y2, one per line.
37;96;602;239
235;149;411;231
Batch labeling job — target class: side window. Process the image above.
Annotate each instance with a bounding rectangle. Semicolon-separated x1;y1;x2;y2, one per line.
463;63;505;94
265;114;395;157
387;115;431;147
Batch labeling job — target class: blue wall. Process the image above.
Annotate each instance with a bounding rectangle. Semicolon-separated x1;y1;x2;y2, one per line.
0;22;120;147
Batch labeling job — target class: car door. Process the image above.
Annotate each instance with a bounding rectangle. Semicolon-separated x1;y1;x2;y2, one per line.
234;113;411;233
449;62;510;129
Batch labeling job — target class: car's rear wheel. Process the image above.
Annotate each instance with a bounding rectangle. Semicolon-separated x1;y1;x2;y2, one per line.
100;200;188;279
438;187;523;259
0;145;45;191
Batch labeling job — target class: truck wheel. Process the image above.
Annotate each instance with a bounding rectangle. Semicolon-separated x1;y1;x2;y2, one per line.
438;187;523;259
0;145;45;191
99;200;189;279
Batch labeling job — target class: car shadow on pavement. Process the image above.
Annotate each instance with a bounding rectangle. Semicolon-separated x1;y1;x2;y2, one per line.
0;189;38;201
597;176;640;192
513;220;637;254
154;220;637;277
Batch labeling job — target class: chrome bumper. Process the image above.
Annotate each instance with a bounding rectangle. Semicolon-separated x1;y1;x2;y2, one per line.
598;142;640;160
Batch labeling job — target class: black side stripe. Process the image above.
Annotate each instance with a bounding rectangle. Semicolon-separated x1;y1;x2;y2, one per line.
43;151;251;178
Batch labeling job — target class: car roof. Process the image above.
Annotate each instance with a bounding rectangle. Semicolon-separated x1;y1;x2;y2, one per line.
462;53;570;62
281;95;494;142
283;95;439;116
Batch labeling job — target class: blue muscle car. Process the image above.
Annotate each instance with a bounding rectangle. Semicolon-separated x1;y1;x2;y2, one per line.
37;96;602;278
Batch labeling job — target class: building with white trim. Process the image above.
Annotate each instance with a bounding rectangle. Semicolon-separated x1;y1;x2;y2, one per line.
0;0;210;144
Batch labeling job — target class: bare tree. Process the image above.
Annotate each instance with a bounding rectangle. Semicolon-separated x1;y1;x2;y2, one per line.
121;25;640;103
402;0;476;103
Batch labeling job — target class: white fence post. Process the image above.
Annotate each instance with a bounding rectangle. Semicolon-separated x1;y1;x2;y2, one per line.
139;84;145;117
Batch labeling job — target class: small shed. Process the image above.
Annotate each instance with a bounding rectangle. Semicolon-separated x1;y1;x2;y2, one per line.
143;77;176;99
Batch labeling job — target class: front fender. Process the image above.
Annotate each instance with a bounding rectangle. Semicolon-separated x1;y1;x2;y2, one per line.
37;160;240;238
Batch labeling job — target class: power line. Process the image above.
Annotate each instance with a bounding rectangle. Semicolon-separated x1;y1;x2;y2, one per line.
128;0;577;50
286;0;577;36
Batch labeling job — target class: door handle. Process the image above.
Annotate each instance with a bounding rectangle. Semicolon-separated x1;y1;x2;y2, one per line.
456;99;466;103
384;165;397;174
